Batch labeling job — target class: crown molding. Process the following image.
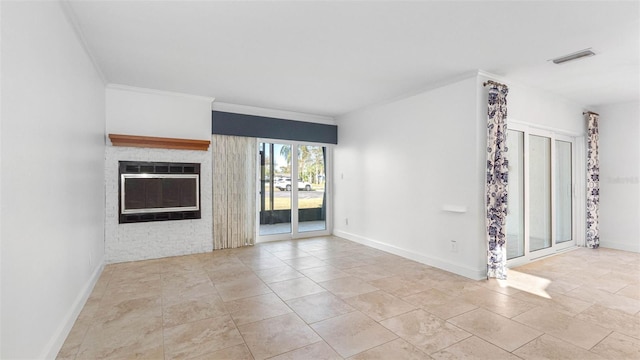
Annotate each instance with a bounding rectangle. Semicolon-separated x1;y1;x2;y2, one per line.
212;102;335;125
106;84;215;103
340;71;481;119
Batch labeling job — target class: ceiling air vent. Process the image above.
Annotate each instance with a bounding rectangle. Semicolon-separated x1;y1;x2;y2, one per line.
551;48;595;64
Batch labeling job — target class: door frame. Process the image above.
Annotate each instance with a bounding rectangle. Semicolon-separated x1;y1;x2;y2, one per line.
506;121;579;268
256;138;333;243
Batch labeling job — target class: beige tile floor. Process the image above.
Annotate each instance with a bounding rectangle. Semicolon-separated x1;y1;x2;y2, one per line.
57;236;640;359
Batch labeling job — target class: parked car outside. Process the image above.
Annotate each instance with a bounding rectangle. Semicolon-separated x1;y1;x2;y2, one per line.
275;178;312;191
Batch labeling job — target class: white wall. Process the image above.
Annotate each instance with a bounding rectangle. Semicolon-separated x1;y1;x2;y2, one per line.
105;86;214;262
597;101;640;252
106;84;213;140
1;2;106;358
334;72;588;279
506;80;587;134
334;75;487;279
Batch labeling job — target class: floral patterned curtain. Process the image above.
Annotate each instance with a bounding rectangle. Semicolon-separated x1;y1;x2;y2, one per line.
586;113;600;248
486;83;509;279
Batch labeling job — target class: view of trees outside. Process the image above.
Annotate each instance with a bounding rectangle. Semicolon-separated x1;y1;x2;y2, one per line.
261;143;276;211
261;143;326;211
260;142;328;235
279;145;325;186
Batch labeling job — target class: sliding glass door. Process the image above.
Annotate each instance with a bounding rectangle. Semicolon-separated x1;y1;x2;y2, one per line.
555;140;573;244
297;145;327;233
529;135;552;253
506;125;576;265
259;142;292;236
506;130;525;259
258;141;331;241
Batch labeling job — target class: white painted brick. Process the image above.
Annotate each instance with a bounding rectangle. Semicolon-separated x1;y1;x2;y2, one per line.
105;146;213;263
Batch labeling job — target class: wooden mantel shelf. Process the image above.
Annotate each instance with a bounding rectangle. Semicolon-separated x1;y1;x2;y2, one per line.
108;134;210;151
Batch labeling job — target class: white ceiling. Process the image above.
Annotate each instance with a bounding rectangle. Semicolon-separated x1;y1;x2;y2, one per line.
66;1;639;117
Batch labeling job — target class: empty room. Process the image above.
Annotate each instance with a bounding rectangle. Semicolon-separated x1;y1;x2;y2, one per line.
1;1;639;359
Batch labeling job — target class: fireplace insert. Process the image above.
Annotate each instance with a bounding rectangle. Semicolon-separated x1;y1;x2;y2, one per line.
119;161;201;223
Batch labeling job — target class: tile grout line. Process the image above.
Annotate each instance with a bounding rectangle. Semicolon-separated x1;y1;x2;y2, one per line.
59;239;640;359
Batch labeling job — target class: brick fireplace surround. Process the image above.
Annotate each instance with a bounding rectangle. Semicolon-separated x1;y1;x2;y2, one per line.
104;135;213;263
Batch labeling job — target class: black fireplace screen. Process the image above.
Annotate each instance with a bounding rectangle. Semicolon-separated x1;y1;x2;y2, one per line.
119;161;201;223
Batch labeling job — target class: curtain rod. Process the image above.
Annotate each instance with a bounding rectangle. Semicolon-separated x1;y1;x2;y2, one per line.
483;80;507;88
583;111;600;116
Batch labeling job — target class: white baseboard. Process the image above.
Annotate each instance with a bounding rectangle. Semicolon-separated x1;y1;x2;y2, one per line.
41;262;104;359
333;230;486;280
600;240;640;253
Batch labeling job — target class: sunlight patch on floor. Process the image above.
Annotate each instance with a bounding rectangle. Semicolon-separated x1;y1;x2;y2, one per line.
499;270;552;298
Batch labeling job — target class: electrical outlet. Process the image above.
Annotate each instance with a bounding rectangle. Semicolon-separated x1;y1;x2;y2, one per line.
345;218;349;226
450;240;458;253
